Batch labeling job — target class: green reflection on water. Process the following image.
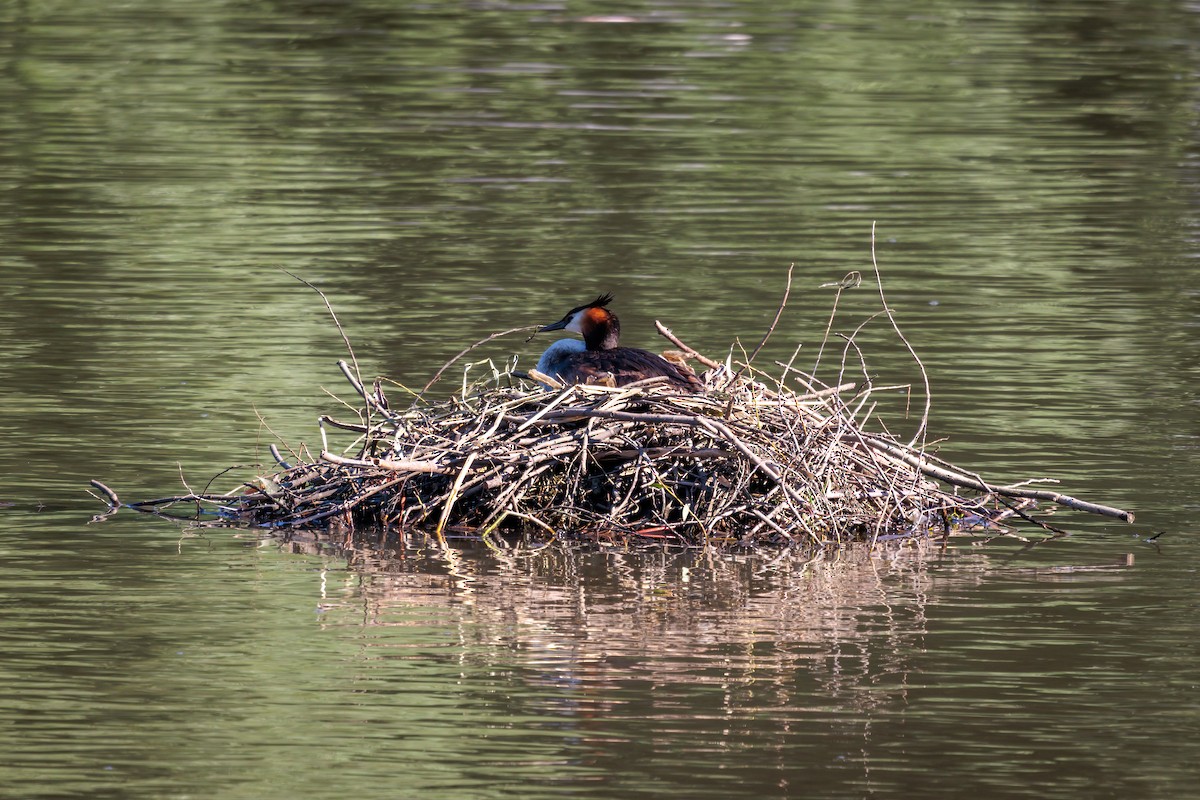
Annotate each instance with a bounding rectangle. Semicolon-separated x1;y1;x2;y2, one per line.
2;0;1199;798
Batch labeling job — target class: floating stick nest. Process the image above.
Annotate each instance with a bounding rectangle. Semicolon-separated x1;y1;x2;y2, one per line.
90;268;1133;549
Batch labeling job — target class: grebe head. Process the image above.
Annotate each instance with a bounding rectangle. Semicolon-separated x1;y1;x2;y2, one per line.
539;293;620;350
535;338;586;382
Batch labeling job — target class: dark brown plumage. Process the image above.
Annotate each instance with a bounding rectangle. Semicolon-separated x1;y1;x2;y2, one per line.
537;294;702;392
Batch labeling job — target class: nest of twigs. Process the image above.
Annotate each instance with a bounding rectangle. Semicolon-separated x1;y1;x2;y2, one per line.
90;270;1133;549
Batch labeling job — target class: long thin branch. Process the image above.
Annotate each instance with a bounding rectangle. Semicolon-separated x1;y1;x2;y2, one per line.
282;270;371;426
854;435;1134;522
654;322;722;370
732;263;793;383
418;325;541;399
867;223;931;448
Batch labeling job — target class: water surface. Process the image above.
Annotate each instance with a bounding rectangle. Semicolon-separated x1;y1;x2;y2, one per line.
2;1;1198;797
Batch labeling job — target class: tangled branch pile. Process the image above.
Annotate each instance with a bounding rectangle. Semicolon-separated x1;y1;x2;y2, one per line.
91;296;1133;549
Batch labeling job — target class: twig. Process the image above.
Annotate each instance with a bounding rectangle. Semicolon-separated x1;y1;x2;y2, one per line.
654;322;722;370
854;434;1134;522
88;480;121;523
867;223;931;448
436;452;478;544
732;263;793;384
282;269;370;427
418;325;542;399
813;270;861;378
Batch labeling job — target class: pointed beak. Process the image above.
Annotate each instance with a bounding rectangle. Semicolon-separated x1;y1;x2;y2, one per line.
539;319;568;333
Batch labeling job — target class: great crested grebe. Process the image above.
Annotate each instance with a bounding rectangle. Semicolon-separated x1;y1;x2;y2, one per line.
536;293;702;392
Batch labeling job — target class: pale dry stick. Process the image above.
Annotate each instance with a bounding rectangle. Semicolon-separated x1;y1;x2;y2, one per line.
527;368;565;389
730;263;794;386
283;270;374;428
750;507;797;543
705;496;758;531
812;270;862;379
509;407;705;428
730;353;847;418
171;463;211;518
562;424;602;508
174;463;196;497
435;452;478;543
658;317;842;412
843;433;925;529
454;443;567;506
834;314;883;403
441;395;502;450
848;388;876;427
474;460;559;529
806;407;852;495
783;371;852;407
867;222;931;449
605;452;647;528
513;423;620;459
533;431;629;466
470;395;525;448
418;325;542;400
855;435;1135;522
860;430;999;501
864;431;924;548
753;484;820;546
516;384;579;433
778;340;806;395
318;417;331;457
319;450;455;474
591;382;652;411
655;321;723;371
597;445;731;464
994;477;1062;490
770;400;825;540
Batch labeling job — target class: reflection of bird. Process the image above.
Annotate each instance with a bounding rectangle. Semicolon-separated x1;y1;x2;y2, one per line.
536;294;702;392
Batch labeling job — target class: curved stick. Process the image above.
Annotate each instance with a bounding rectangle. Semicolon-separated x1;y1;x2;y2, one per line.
418;325;542;399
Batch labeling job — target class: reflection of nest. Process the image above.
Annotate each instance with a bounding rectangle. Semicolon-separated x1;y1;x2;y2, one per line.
90;271;1132;548
296;536;1131;704
301;537;978;712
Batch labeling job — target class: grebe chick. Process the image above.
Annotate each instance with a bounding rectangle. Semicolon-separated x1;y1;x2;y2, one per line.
537;293;702;392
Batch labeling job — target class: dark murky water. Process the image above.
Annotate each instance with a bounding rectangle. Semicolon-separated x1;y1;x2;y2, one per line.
2;2;1199;797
